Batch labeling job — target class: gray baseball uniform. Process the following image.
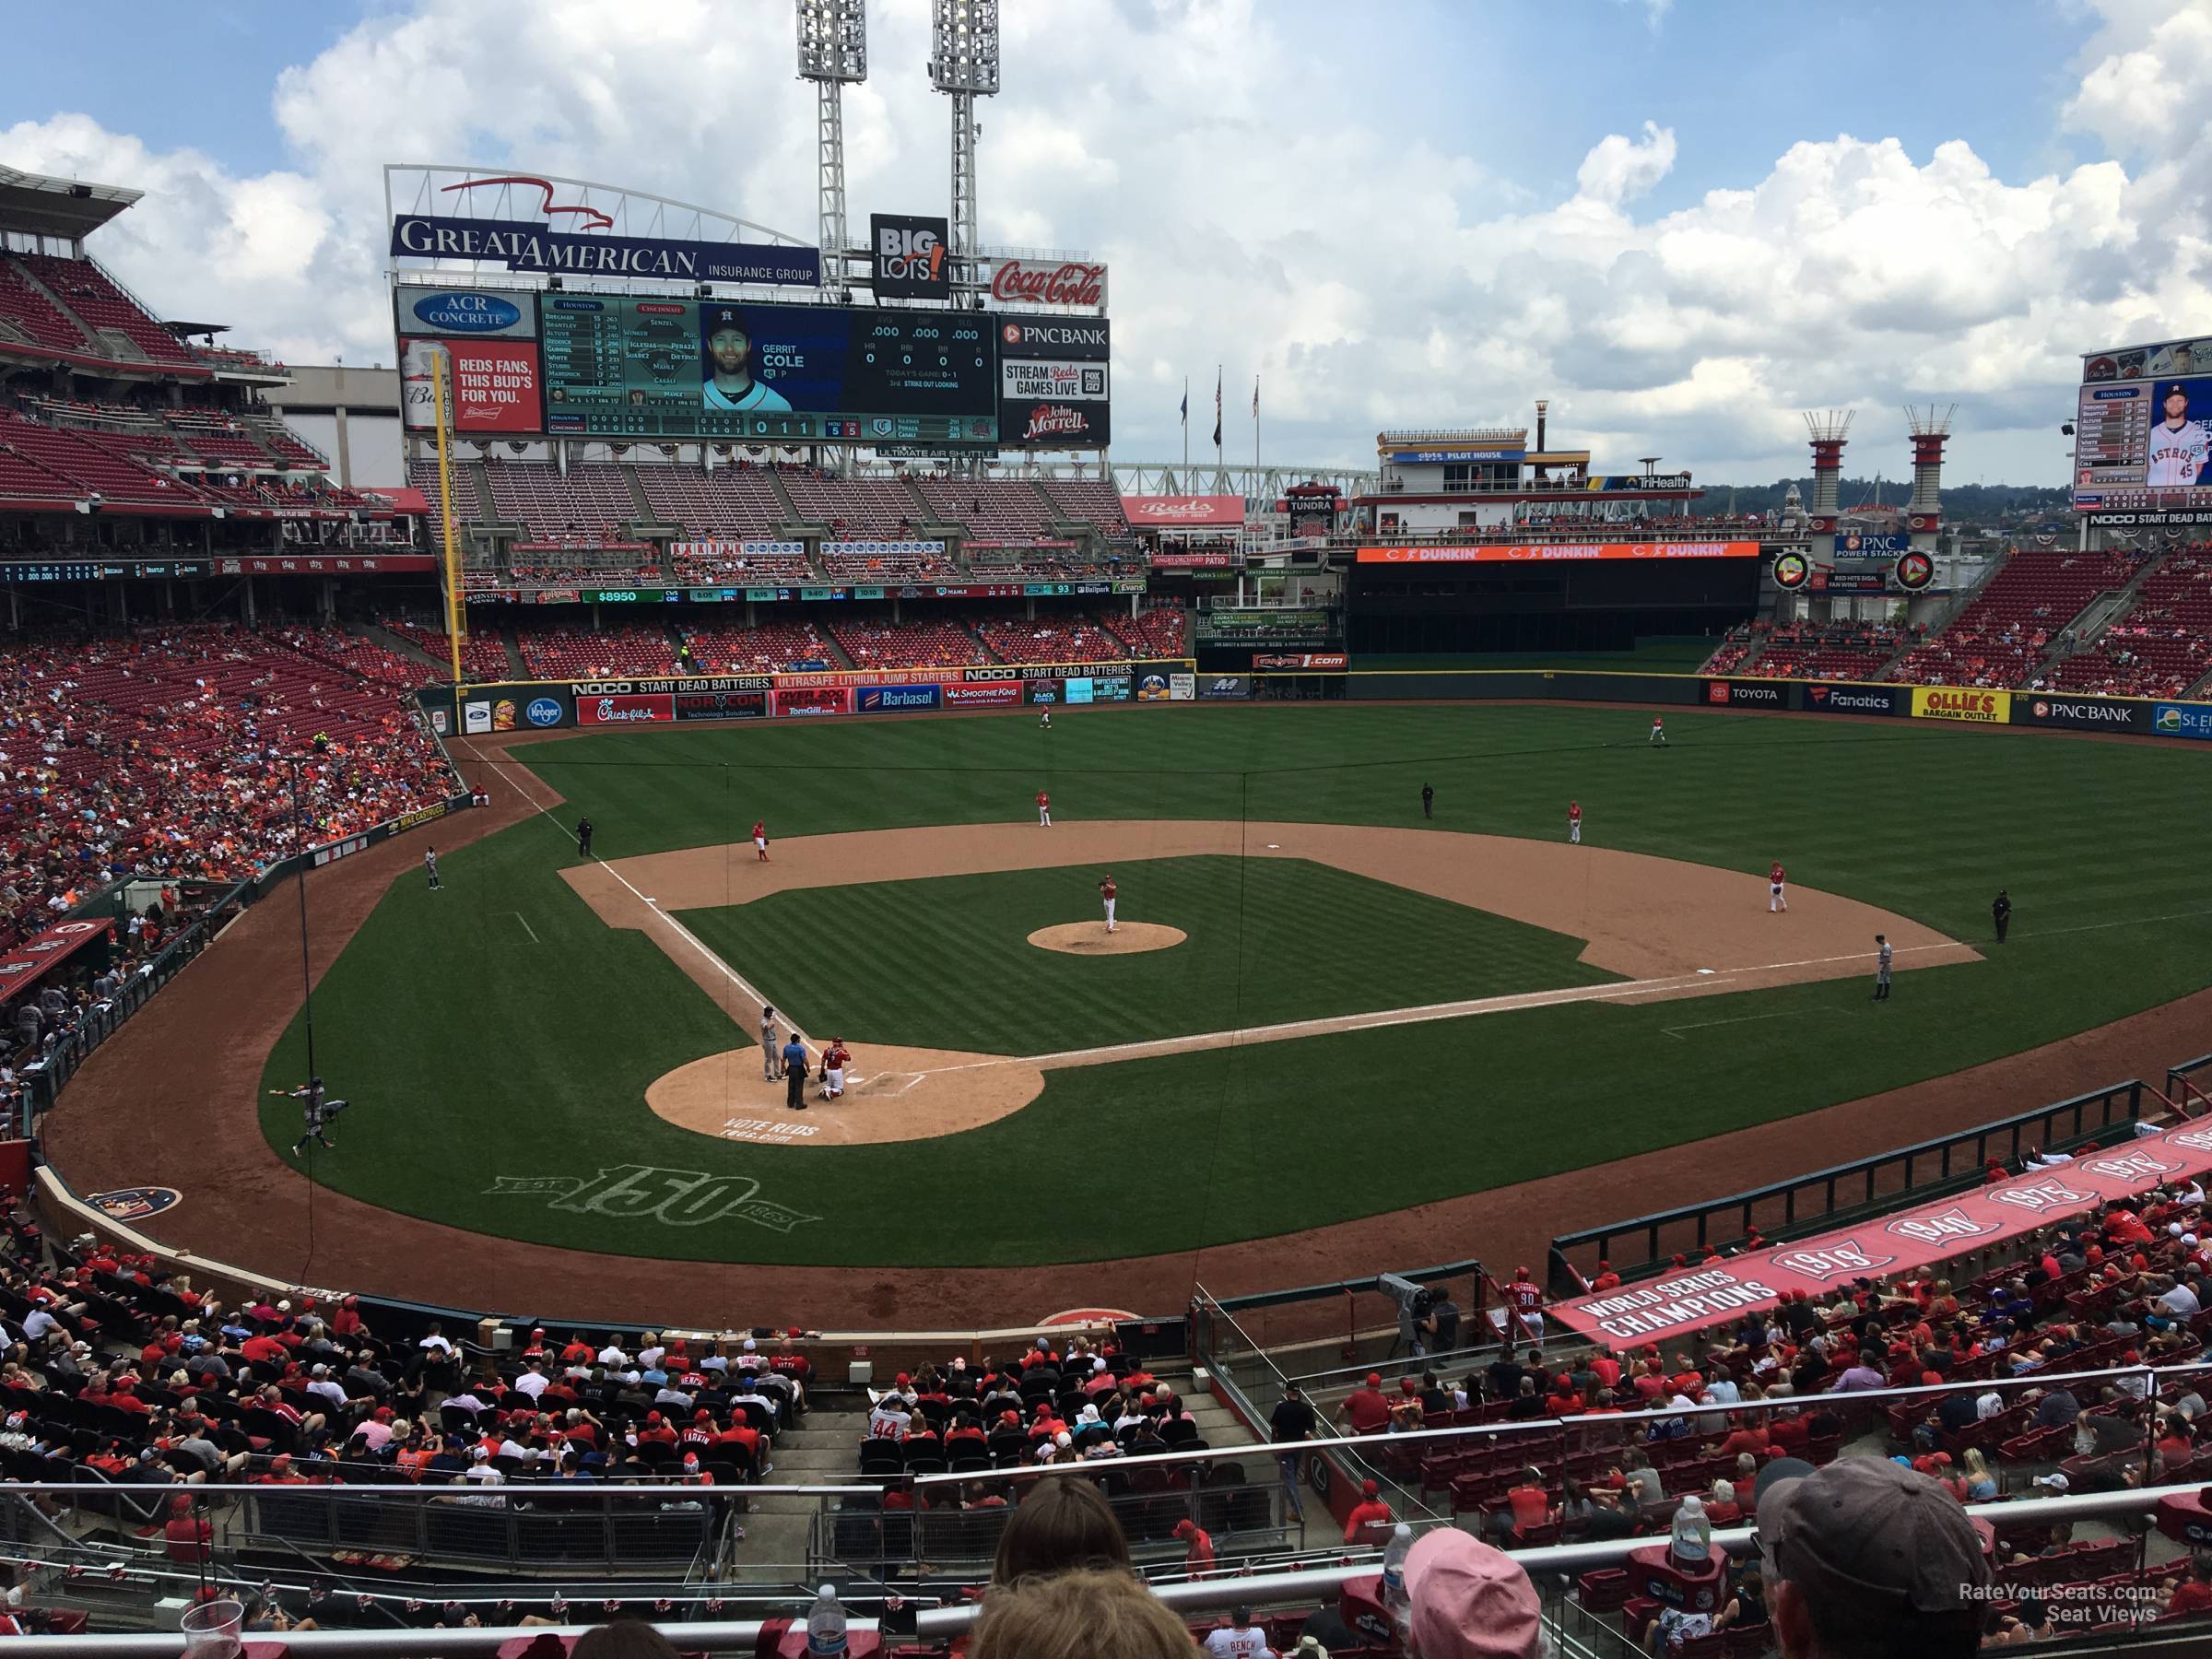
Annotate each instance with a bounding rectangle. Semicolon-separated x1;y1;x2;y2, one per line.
759;1008;780;1080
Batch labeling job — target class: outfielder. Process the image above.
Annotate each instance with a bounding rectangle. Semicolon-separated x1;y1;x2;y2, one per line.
1649;716;1667;747
273;1077;344;1154
820;1038;851;1100
1035;789;1052;829
2147;384;2211;488
1769;860;1788;913
1040;710;1053;730
1099;872;1117;934
1568;800;1583;844
423;847;441;891
752;819;770;862
1873;934;1893;1002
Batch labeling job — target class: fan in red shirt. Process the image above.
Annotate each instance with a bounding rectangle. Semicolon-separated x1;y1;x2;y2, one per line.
2167;1557;2212;1615
1337;1373;1392;1435
1172;1518;1215;1573
1341;1478;1394;1545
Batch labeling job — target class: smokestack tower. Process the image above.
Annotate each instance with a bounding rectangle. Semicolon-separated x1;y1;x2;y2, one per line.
1803;410;1853;517
1905;404;1956;518
1535;398;1548;452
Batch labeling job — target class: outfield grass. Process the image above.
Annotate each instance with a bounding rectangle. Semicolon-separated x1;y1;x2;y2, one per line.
679;856;1618;1053
256;703;2212;1266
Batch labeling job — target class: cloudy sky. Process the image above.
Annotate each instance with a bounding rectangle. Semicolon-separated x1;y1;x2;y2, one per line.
6;0;2210;484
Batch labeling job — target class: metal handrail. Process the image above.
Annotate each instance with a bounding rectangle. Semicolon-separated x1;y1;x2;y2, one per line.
2;1480;2203;1654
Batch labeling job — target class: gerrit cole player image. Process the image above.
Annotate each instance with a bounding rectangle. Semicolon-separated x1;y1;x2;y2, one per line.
2147;383;2211;488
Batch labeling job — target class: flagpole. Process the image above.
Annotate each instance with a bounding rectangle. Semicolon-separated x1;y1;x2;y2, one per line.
1215;363;1222;475
1182;375;1188;476
1253;374;1260;477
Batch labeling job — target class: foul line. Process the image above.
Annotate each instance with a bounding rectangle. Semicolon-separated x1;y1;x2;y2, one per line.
464;743;818;1062
512;912;540;944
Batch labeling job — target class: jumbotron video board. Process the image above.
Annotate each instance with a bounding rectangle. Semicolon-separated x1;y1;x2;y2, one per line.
394;284;1108;449
2076;335;2212;516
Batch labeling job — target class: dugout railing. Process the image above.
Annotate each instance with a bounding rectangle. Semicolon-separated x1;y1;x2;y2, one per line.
1545;1078;2146;1299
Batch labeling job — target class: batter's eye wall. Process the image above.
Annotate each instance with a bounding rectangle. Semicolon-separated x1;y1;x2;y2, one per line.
1347;560;1761;655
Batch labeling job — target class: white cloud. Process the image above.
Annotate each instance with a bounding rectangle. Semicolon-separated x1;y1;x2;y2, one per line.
5;0;2212;481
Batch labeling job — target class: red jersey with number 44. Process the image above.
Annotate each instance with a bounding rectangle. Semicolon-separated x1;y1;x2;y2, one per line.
1771;863;1785;883
1100;878;1116;900
1037;792;1050;808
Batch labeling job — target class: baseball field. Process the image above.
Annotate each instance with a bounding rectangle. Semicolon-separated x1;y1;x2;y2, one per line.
41;697;2212;1321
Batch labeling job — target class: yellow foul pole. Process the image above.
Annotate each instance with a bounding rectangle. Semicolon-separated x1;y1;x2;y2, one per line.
429;348;466;693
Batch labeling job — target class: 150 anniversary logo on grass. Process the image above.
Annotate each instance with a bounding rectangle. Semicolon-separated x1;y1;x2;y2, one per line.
488;1166;818;1232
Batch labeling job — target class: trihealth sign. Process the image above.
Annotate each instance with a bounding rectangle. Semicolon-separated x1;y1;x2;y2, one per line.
1910;687;2011;724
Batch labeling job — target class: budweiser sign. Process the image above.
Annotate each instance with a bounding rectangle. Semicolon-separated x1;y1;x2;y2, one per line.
990;258;1108;308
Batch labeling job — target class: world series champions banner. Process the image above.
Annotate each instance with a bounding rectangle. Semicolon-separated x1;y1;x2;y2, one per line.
1551;1122;2212;1351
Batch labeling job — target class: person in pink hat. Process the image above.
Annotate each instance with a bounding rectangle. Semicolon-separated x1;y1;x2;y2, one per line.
1399;1527;1545;1659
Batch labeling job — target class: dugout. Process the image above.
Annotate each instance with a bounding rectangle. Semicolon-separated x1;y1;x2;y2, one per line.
1347;550;1761;655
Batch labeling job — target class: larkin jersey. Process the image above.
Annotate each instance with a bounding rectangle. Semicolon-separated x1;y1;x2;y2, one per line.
2147;420;2212;487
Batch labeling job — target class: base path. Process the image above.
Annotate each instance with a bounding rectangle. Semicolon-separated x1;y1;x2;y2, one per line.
30;735;2108;1333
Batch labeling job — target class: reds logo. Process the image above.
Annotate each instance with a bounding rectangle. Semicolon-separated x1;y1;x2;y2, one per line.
1770;1240;1896;1282
441;174;614;230
1886;1206;2002;1247
1990;1177;2097;1213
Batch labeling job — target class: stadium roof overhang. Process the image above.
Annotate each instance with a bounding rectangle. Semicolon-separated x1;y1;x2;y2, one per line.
0;165;140;241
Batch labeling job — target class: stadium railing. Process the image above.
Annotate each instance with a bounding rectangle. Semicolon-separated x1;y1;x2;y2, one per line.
2168;1052;2212;1120
1545;1078;2145;1296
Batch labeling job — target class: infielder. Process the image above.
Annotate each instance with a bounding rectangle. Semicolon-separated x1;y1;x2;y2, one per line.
1099;873;1118;934
1649;716;1667;747
759;1005;782;1081
1769;860;1788;913
1568;800;1583;844
1873;934;1893;1002
1035;789;1052;829
2147;384;2210;488
423;847;441;891
751;819;770;862
820;1038;852;1100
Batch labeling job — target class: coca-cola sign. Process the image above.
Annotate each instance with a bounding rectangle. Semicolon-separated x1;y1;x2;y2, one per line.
989;259;1108;309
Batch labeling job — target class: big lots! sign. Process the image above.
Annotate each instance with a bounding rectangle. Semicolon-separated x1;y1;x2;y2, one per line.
989;259;1107;308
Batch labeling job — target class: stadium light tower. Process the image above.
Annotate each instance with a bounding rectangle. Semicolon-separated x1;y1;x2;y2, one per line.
796;0;868;300
929;0;1000;300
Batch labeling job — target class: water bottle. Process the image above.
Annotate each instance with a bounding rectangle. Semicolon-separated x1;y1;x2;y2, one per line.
1669;1494;1712;1566
806;1583;849;1656
1380;1522;1414;1617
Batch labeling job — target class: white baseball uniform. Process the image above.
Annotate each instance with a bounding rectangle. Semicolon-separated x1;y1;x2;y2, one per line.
1770;865;1788;912
1569;806;1582;844
2147;418;2212;488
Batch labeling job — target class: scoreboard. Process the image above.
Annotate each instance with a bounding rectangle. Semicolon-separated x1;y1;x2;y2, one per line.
538;296;998;443
394;283;1104;448
2077;335;2212;513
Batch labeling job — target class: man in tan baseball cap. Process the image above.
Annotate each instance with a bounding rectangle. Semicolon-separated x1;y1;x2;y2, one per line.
1757;1456;1990;1657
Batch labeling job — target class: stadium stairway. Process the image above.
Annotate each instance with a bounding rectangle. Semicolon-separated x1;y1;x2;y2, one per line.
764;468;803;530
2031;547;2170;683
358;619;442;677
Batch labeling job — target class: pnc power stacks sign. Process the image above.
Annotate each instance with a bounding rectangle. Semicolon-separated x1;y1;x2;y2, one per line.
1910;687;2012;724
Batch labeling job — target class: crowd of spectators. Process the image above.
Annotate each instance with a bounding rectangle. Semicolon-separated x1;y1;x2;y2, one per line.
0;623;458;953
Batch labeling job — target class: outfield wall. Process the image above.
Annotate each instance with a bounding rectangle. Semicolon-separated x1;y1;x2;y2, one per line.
418;657;1204;734
1334;667;2212;740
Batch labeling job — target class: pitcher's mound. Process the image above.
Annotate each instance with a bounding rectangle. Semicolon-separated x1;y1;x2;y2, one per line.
1028;922;1186;956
